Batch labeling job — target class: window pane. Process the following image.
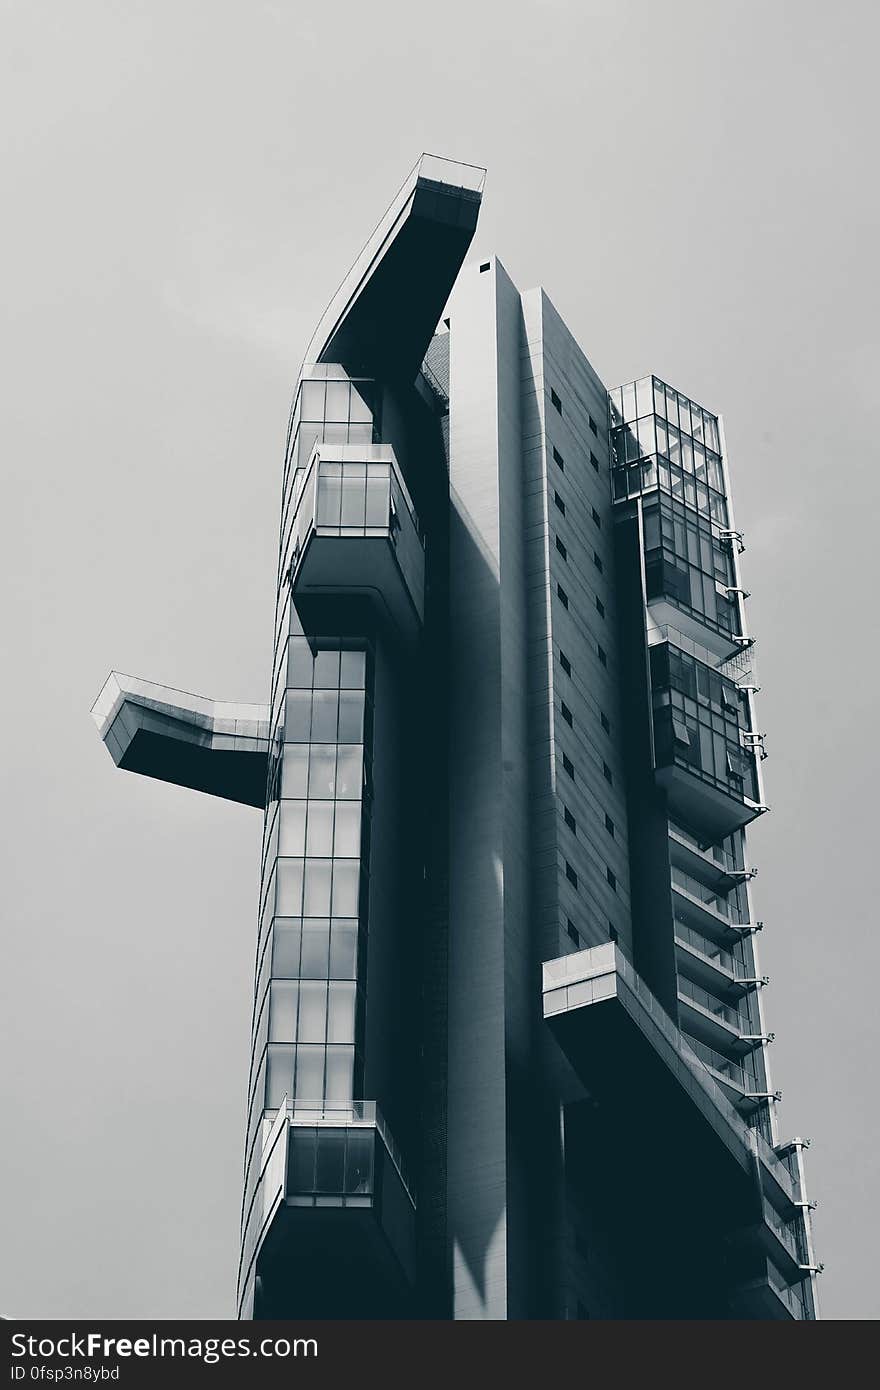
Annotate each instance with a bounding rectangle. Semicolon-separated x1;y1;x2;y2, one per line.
266;1044;295;1108
316;473;342;527
365;468;389;526
310;690;338;742
281;746;309;799
300;380;325;420
269;981;299;1042
294;1043;325;1101
349;382;374;424
315;1129;346;1191
308;747;336;798
338;691;364;743
303;859;332;917
325;1046;355;1106
340;466;367;527
329;920;358;978
284;690;311;741
272;920;302;977
327;981;356;1043
278;802;307;858
305;801;334;857
289;1127;317;1191
331;860;360;917
297;982;327;1043
276;859;304;916
313;649;341;688
335;746;362;799
299;920;330;977
344;1127;373;1193
333;802;361;858
325;379;351;423
340;649;366;689
288;637;314;690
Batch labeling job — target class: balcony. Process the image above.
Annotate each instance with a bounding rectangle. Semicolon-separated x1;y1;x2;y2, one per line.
674;923;764;1002
287;443;425;645
238;1100;415;1319
91;672;269;808
730;1259;815;1321
677;975;752;1051
668;826;752;894
542;945;814;1316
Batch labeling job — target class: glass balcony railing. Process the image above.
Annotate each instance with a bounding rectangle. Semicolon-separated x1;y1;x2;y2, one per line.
672;865;741;923
674;921;737;975
677;975;746;1032
684;1035;750;1090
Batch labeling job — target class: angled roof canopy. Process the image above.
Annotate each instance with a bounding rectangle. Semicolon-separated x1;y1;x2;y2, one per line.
305;154;485;385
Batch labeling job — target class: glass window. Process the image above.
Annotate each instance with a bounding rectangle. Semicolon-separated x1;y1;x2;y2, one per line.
300;380;325;421
324;1046;354;1106
303;859;332;917
349;381;375;424
315;1129;346;1191
288;637;314;690
266;1044;295;1108
308;747;336;799
327;981;356;1044
300;920;330;977
333;802;361;858
297;982;327;1043
272;920;302;977
305;801;334;857
336;746;363;799
331;860;360;917
636;376;654;417
340;649;366;689
329;920;358;979
310;690;338;742
637;415;655;456
340;465;367;527
269;981;299;1042
344;1127;373;1193
289;1127;317;1191
294;1045;324;1101
313;649;341;688
281;746;309;799
285;690;312;742
338;691;364;742
316;470;342;527
278;802;307;858
364;469;389;527
276;859;304;916
325;379;351;423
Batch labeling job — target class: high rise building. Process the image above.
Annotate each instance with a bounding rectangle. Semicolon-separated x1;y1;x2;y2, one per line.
92;154;821;1320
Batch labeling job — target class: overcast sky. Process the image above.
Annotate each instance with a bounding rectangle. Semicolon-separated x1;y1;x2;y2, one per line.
1;0;877;1320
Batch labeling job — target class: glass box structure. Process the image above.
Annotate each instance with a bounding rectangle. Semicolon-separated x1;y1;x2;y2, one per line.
92;154;820;1320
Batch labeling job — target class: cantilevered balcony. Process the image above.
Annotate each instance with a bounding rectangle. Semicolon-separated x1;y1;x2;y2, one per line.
668;825;753;894
238;1100;415;1320
674;922;766;1002
730;1259;816;1321
542;944;816;1316
92;672;269;808
287;443;425;644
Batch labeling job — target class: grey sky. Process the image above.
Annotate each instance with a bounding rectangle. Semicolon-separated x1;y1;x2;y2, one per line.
1;0;876;1319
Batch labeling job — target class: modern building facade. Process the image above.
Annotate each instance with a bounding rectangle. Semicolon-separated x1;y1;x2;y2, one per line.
92;154;821;1320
